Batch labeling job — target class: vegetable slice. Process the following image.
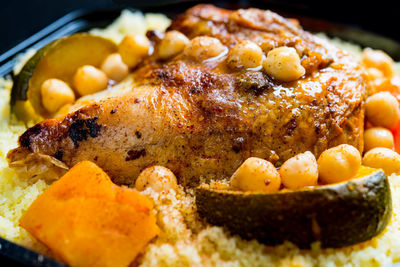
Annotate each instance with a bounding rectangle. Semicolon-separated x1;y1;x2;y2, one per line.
12;33;117;118
195;166;392;248
20;161;159;267
391;121;400;153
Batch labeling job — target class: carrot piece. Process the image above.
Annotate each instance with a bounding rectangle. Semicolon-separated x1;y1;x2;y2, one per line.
20;161;159;267
391;121;400;153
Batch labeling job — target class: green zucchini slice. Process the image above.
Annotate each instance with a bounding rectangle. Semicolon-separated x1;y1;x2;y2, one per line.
195;167;392;248
11;33;117;119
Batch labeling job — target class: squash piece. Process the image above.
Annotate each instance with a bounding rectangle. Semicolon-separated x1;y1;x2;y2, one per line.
20;161;159;267
196;166;392;248
12;33;117;119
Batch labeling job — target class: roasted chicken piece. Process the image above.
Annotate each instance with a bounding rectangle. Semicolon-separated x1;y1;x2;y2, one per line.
8;4;367;187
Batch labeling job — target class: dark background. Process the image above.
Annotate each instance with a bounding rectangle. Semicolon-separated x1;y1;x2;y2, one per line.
0;0;399;56
0;0;116;54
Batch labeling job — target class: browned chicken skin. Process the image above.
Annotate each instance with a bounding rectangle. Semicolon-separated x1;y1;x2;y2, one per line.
8;5;367;187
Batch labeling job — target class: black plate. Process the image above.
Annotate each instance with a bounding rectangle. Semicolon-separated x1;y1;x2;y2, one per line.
1;2;400;266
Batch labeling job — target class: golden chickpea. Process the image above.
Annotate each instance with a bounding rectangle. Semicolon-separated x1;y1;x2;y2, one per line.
365;91;400;129
41;78;75;113
362;48;395;78
158;30;189;60
118;34;150;68
364;127;394;151
73;65;108;96
100;53;129;82
363;147;400;175
184;36;227;61
279;151;318;189
366;67;385;95
366;67;384;81
317;144;361;184
263;46;305;82
230;157;281;193
54;103;72;118
227;40;263;69
135;166;178;192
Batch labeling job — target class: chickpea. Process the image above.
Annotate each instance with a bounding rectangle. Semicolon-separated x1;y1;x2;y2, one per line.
135;166;178;192
118;34;150;68
366;67;384;82
54;103;72;118
263;46;305;82
227;40;263;69
184;36;227;61
73;65;108;96
100;53;129;82
41;79;75;113
317;144;361;184
366;67;385;95
279;151;318;189
364;127;394;151
158;30;189;60
363;147;400;175
230;157;281;193
362;48;394;78
365;91;400;129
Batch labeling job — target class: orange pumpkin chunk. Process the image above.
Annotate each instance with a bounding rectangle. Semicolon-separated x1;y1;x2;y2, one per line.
20;161;159;267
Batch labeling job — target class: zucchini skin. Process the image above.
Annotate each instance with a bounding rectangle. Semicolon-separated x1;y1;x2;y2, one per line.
195;170;392;248
10;33;117;118
11;43;50;104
